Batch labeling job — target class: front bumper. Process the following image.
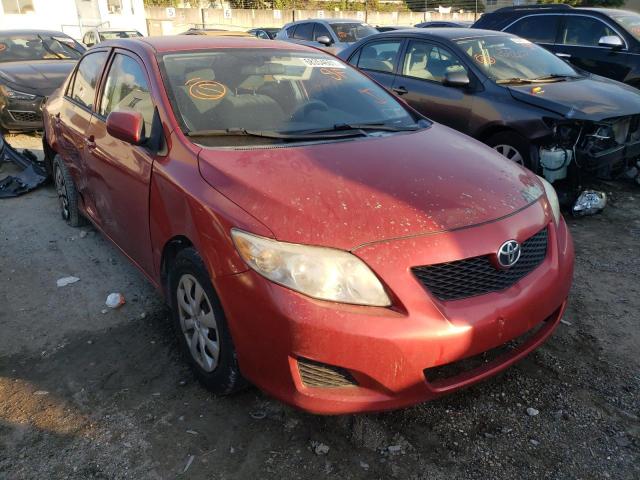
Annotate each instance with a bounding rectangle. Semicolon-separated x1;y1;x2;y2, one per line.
215;200;574;414
0;95;45;131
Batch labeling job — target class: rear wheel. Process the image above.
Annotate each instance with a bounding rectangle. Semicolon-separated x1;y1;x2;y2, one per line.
168;247;247;395
53;155;85;227
486;131;533;170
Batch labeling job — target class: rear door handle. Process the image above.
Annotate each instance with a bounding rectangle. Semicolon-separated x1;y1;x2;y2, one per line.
556;53;571;58
392;86;408;95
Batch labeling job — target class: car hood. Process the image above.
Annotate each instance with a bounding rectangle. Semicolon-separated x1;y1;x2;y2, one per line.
0;60;76;96
198;124;544;251
508;76;640;121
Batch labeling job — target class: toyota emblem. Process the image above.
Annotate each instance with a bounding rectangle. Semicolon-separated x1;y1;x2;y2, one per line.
497;240;521;268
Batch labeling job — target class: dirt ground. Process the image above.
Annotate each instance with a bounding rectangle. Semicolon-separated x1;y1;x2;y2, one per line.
1;134;638;480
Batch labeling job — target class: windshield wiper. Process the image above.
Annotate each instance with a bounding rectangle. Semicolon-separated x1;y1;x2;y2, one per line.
530;74;579;82
293;123;422;135
495;77;534;85
497;74;579;85
185;127;367;140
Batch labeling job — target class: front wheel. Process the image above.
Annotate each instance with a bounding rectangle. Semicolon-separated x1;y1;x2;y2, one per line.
168;248;247;395
485;131;533;171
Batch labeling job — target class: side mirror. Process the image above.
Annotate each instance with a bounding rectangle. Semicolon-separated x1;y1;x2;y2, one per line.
316;35;333;46
443;71;470;88
106;110;145;145
598;35;624;49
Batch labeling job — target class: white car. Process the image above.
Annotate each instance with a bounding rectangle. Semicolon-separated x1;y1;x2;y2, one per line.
81;28;142;48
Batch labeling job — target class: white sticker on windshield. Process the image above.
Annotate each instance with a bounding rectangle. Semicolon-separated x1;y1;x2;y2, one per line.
511;38;532;44
300;58;346;69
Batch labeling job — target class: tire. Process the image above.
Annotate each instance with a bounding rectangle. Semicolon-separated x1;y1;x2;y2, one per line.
169;247;246;395
485;131;534;171
53;155;86;227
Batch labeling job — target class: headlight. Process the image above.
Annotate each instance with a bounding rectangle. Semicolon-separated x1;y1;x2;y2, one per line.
537;176;561;225
231;229;391;307
0;84;37;100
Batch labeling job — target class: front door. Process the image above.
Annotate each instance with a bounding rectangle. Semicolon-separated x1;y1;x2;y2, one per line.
391;39;474;134
553;14;633;82
84;51;157;274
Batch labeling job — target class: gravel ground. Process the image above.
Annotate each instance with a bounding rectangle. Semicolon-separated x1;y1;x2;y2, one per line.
0;134;638;479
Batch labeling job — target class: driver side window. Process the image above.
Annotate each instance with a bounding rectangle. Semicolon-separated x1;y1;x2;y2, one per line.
99;53;154;139
402;40;467;83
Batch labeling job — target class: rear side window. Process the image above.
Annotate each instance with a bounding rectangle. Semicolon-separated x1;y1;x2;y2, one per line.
505;15;561;43
285;25;297;38
69;51;108;109
559;16;617;47
294;23;314;41
356;40;402;73
99;53;153;138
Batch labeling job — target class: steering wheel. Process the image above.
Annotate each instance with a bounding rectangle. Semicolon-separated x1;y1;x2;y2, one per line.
291;100;329;122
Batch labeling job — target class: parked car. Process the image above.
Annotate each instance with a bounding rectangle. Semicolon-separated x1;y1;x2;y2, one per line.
415;21;472;28
275;19;378;53
43;36;573;414
82;28;143;48
0;30;85;132
180;28;253;38
338;28;640;187
472;5;640;87
376;26;413;32
247;27;281;39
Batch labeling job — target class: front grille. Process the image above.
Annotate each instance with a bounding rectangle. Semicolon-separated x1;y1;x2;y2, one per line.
8;110;41;123
298;357;357;388
412;228;548;302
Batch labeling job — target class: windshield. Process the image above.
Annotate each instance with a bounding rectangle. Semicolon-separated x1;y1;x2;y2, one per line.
330;23;377;42
99;31;142;40
609;11;640;41
159;49;423;146
0;33;84;62
455;36;579;83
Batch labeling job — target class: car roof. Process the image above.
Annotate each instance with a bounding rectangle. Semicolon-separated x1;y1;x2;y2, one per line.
377;27;504;41
99;35;313;54
288;18;364;25
97;28;141;32
0;29;71;36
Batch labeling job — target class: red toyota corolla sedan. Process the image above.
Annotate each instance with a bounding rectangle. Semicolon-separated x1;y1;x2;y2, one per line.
42;36;574;414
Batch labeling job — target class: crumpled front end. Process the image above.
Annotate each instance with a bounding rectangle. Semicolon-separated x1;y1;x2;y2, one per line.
538;115;640;182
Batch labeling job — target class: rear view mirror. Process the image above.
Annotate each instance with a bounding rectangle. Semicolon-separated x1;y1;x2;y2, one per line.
316;35;333;46
598;35;624;49
443;71;470;88
106;110;145;145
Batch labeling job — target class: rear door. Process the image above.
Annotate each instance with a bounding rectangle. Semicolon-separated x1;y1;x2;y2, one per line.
503;14;562;54
55;50;109;199
390;39;474;133
554;14;632;81
346;38;404;89
83;50;158;273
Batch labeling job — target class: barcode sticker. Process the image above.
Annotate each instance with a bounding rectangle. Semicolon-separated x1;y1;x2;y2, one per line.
300;58;346;69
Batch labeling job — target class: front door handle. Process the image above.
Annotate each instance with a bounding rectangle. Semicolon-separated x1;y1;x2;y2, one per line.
393;86;408;95
556;53;571;58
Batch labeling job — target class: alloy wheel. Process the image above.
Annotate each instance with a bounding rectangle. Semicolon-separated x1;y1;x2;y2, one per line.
492;144;524;165
176;273;220;372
